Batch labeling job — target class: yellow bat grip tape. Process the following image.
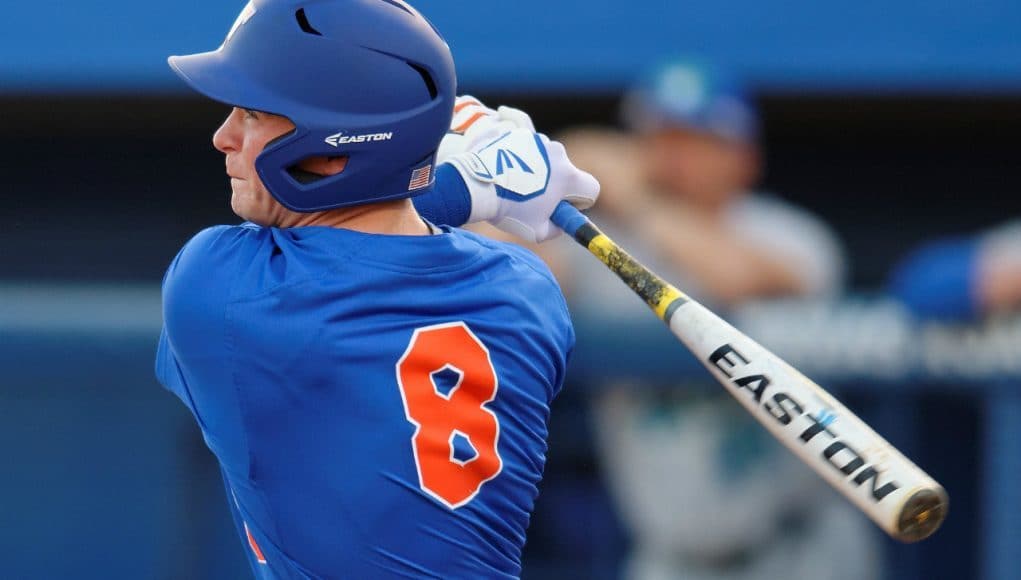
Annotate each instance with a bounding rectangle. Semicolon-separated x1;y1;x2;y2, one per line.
586;234;688;322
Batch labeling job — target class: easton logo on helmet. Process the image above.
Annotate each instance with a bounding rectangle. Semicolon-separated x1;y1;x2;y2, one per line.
325;132;395;147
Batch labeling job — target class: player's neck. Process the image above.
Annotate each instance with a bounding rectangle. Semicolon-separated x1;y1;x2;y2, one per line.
282;199;432;235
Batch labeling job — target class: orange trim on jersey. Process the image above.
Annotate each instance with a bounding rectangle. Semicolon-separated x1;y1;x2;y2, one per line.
452;111;486;135
454;98;482;113
244;522;267;564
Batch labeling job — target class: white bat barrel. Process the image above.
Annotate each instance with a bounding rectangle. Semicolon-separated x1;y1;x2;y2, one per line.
668;300;948;542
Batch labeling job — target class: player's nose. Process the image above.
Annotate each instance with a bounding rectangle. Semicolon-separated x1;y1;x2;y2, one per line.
213;108;242;154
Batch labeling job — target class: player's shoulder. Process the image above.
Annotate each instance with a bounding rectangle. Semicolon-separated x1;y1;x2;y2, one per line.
164;224;266;300
178;223;264;260
450;228;561;290
447;226;567;310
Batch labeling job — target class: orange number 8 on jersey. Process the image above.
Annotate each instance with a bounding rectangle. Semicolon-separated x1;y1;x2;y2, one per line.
397;322;503;509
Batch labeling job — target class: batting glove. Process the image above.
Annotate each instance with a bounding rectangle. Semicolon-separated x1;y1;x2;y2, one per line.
444;126;600;243
437;95;536;163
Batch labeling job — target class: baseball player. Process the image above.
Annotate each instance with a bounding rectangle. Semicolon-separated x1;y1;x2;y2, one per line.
157;1;598;578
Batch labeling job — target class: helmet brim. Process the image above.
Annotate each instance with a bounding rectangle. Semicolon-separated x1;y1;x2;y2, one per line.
168;50;285;117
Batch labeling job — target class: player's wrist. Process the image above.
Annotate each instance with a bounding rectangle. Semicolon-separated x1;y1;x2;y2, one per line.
412;163;473;227
441;158;500;224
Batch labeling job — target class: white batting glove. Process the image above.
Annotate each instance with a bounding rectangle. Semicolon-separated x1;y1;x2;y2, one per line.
437;95;536;164
444;127;600;243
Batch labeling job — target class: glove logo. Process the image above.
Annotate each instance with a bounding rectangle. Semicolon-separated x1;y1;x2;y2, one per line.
494;149;534;176
459;131;550;197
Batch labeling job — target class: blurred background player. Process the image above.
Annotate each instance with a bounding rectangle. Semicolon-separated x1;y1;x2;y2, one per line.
554;59;879;580
890;221;1021;321
158;1;598;577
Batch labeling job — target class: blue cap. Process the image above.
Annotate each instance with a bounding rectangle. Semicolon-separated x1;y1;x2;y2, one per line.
622;59;759;144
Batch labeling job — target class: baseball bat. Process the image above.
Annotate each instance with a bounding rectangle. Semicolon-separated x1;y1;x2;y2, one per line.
550;202;948;543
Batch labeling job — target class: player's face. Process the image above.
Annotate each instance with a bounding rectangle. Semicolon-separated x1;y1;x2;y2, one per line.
644;127;759;210
212;107;298;226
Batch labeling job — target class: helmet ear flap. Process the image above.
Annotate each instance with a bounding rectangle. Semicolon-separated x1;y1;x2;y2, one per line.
266;129;297;150
286;154;350;185
289;167;324;185
263;128;308;183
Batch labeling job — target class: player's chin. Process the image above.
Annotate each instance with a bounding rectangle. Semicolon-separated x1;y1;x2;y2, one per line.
230;189;261;223
231;189;280;227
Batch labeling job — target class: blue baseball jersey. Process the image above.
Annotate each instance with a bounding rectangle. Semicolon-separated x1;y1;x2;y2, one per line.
155;223;573;579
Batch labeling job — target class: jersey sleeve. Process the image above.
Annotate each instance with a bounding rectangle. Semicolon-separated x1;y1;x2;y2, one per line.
156;325;189;401
154;226;248;411
500;241;576;399
547;264;575;398
554;309;575;398
155;243;189;400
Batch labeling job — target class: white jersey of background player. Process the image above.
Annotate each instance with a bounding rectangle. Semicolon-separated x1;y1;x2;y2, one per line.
556;60;879;580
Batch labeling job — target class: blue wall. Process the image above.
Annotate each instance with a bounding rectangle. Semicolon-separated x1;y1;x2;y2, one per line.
3;0;1021;94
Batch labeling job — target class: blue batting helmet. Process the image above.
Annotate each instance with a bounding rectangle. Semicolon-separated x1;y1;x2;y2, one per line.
168;0;456;212
622;59;759;144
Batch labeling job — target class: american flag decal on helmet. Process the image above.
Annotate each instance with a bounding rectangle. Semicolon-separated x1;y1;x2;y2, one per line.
409;165;433;191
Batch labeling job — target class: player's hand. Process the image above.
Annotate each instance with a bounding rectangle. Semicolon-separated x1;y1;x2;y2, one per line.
436;96;536;164
444;127;600;243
